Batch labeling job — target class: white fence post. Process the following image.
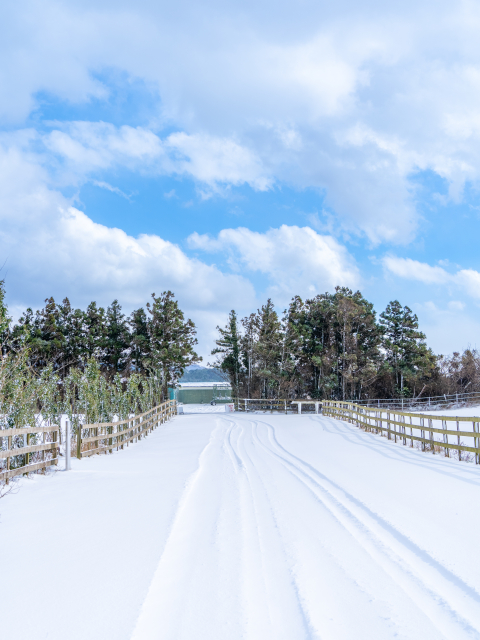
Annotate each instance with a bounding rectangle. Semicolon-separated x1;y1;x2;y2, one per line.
65;420;71;471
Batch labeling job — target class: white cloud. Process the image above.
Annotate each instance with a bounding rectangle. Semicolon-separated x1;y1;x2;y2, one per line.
5;1;480;241
448;300;465;311
92;180;132;200
413;301;480;355
44;122;163;175
382;257;450;285
38;122;272;192
383;256;480;300
0;143;256;360
455;269;480;299
165;132;272;191
188;225;360;304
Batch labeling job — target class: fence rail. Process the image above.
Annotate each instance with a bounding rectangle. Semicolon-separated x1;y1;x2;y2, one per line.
0;400;177;482
74;400;177;458
0;425;60;481
354;390;480;411
234;398;294;413
233;398;323;413
323;400;480;464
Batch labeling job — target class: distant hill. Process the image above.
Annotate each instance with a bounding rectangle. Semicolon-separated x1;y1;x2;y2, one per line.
179;366;227;383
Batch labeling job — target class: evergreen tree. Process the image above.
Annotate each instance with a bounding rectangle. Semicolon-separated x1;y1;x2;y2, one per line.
379;300;436;396
84;302;107;361
331;287;382;400
211;310;241;396
103;300;129;376
146;291;201;399
129;307;151;374
240;313;258;398
17;298;65;371
8;307;34;353
252;299;283;398
0;279;11;355
57;298;87;375
284;294;337;399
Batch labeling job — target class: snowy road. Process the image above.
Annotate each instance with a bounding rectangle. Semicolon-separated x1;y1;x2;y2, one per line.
2;412;480;639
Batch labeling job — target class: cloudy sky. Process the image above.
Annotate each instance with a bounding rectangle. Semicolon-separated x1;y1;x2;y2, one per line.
2;0;480;359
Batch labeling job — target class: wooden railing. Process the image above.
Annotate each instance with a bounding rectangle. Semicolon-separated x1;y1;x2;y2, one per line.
0;401;177;481
323;400;480;464
233;398;323;413
234;398;298;413
75;400;177;459
0;425;60;481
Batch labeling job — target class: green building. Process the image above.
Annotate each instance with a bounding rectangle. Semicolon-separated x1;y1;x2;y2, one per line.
169;382;232;404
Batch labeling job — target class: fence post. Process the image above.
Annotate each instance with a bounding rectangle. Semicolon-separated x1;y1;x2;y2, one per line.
65;421;71;471
53;428;58;466
25;432;30;468
457;421;461;461
475;422;479;465
76;422;82;460
6;434;12;481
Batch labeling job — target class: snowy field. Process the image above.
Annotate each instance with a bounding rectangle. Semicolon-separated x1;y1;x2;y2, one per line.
420;405;480;417
2;412;480;640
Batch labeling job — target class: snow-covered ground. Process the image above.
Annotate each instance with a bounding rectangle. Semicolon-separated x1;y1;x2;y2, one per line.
419;404;480;417
182;402;230;413
2;412;480;639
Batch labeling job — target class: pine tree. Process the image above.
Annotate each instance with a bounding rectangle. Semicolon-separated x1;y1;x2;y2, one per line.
211;310;241;396
84;302;107;361
146;291;201;399
240;313;258;398
280;297;306;397
129;307;151;374
331;287;382;400
57;298;87;375
379;300;435;396
0;279;11;356
20;298;65;371
253;299;282;398
103;300;129;376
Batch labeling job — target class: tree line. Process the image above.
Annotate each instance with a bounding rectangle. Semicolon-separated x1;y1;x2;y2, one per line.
212;286;479;401
2;280;479;403
0;283;200;401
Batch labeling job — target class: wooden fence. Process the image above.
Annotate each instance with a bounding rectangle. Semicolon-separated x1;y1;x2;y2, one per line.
355;390;480;411
323;400;480;464
0;400;177;481
234;398;320;413
0;425;59;482
74;400;177;459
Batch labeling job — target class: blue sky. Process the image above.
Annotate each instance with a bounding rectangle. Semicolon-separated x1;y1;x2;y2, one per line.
2;0;480;360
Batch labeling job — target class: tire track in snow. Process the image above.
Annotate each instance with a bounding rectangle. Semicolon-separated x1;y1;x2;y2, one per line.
129;423;237;640
248;416;480;639
131;417;319;640
227;419;319;640
131;413;480;640
130;418;312;640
